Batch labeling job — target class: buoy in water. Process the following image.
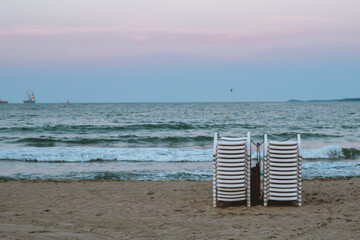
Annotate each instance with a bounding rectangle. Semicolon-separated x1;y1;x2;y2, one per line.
66;100;70;104
226;116;229;118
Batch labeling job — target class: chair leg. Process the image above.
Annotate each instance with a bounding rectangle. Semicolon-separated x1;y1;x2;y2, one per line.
297;156;302;207
297;186;302;207
297;179;302;207
264;180;268;207
264;182;268;207
213;183;217;207
264;157;268;207
212;157;218;207
246;154;251;207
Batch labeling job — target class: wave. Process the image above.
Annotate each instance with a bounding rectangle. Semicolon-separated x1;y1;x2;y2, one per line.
12;135;213;147
252;146;360;162
302;161;360;179
302;146;343;159
268;132;342;141
0;122;204;133
0;147;212;162
0;146;359;163
0;122;267;134
1;162;360;180
342;148;360;159
9;134;348;148
302;146;360;160
0;170;212;181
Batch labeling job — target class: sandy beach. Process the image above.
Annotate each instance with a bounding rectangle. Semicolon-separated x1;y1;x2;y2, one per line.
0;178;359;239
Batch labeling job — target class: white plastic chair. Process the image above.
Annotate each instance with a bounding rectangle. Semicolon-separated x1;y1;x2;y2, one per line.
263;134;302;206
213;132;251;207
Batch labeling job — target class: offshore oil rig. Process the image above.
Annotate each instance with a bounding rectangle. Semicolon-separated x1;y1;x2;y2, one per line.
24;90;35;104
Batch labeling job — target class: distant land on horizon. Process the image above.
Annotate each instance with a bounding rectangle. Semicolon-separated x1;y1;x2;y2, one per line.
1;98;360;104
287;98;360;102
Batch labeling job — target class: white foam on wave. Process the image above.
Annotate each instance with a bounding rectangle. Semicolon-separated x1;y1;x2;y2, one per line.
0;147;212;162
302;145;344;159
0;146;359;179
0;145;355;162
250;145;346;160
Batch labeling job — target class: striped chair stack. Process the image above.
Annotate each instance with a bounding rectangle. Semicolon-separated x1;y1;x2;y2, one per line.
263;134;302;207
213;132;251;207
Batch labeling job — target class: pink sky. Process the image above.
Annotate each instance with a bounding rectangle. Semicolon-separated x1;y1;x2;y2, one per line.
1;0;360;66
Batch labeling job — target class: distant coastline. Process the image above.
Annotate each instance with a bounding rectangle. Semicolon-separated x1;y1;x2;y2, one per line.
288;98;360;102
1;98;360;104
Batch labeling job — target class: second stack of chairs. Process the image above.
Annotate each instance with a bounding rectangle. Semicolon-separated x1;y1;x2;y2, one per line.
263;134;302;206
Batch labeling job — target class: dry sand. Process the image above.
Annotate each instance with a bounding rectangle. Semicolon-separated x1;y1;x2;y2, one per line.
1;178;359;239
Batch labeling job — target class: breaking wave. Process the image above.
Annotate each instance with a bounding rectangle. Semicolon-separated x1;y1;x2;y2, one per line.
0;146;359;163
0;170;212;181
12;135;213;147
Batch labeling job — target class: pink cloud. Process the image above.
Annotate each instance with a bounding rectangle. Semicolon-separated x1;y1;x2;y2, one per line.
1;23;358;67
267;16;338;23
205;33;276;44
128;35;150;42
0;25;118;36
121;32;278;46
0;24;342;48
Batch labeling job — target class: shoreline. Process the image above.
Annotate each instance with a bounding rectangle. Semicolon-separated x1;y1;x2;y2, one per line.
1;178;359;239
1;175;359;182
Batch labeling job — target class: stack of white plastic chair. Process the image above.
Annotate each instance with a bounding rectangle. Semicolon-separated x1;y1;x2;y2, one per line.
263;134;302;206
213;132;251;207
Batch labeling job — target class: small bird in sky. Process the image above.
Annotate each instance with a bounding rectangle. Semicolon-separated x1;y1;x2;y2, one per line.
230;89;233;93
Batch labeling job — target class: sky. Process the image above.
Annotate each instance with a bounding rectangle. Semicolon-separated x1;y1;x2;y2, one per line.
0;0;359;103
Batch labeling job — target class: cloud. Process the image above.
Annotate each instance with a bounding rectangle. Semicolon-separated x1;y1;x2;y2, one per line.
1;23;358;67
0;25;279;46
121;32;278;46
0;23;343;47
267;16;338;23
0;25;118;36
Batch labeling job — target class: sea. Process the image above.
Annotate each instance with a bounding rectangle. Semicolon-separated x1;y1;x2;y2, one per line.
0;102;359;180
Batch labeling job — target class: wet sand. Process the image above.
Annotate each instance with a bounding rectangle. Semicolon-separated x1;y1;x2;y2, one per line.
1;178;359;239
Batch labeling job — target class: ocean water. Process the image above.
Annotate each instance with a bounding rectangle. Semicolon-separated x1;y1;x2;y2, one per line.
0;102;359;180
